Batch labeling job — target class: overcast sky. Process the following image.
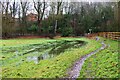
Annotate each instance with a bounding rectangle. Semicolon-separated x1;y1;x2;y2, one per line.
1;0;119;2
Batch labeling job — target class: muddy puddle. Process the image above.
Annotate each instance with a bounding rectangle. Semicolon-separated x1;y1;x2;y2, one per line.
1;40;86;66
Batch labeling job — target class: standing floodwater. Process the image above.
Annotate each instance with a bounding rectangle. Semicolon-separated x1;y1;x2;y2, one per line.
26;40;86;64
1;40;86;66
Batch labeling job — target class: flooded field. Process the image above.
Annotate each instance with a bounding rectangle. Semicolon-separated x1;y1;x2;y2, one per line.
1;40;86;67
1;38;104;78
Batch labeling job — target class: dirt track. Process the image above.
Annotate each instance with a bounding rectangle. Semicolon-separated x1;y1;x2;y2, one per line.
67;41;107;78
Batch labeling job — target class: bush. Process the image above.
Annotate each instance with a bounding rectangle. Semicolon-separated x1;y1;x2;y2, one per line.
27;25;38;32
61;27;73;37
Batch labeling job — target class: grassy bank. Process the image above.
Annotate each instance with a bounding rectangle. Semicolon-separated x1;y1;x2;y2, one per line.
79;37;119;78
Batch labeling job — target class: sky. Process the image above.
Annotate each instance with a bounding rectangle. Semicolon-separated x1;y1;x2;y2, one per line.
0;0;119;2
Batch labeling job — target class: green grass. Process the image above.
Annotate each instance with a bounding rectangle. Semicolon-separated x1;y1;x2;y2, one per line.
1;37;102;78
79;37;119;78
1;38;55;47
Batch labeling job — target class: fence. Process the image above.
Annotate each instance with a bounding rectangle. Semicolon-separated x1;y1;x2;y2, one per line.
86;32;120;41
98;32;120;40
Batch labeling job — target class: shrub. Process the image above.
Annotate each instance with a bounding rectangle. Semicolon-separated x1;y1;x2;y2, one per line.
27;25;38;32
61;27;73;37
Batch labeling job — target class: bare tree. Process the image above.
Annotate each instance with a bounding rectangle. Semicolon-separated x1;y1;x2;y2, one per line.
33;0;46;34
1;0;17;38
1;1;11;38
20;0;29;34
3;1;10;16
57;2;62;15
63;2;69;14
0;1;5;15
10;0;18;18
18;4;21;22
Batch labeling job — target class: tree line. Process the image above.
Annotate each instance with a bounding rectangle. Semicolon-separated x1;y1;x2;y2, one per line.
1;0;119;38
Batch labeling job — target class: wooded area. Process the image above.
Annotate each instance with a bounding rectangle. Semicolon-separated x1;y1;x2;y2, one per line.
1;1;120;38
1;1;119;78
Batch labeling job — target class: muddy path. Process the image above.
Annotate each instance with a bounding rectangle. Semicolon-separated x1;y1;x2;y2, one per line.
67;41;107;78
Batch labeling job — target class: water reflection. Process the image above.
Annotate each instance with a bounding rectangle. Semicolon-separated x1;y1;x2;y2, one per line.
26;40;85;64
2;40;86;66
27;52;56;64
